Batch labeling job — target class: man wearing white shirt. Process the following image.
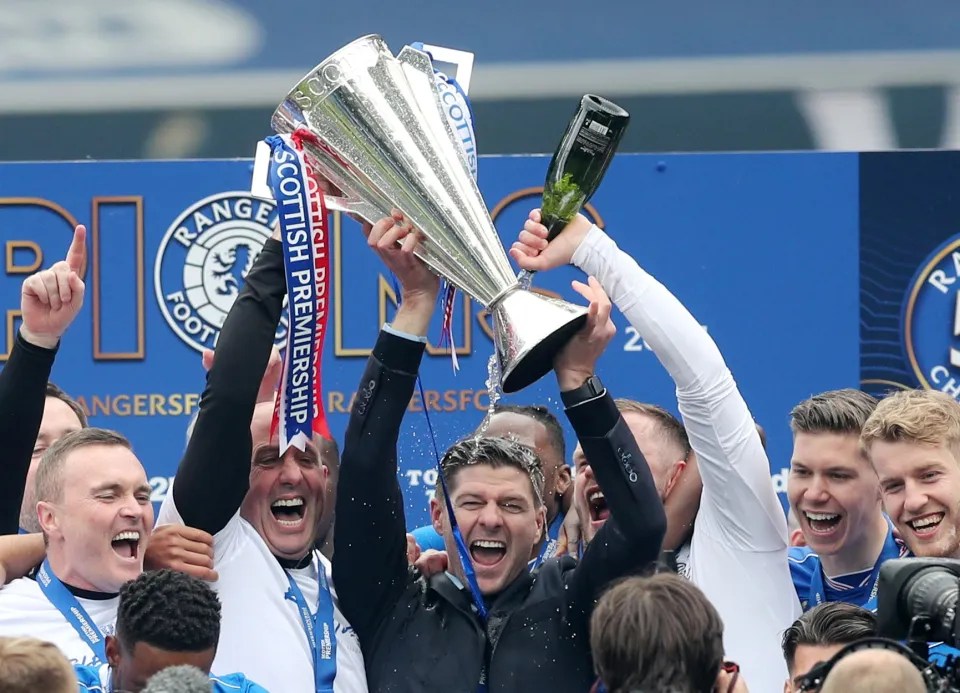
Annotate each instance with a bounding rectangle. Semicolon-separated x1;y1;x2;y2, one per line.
511;209;801;693
0;428;153;665
156;228;366;693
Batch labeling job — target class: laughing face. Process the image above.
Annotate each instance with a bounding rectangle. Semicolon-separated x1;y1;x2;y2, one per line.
787;432;881;558
431;463;545;595
39;444;153;593
240;402;328;560
572;412;686;544
870;439;960;558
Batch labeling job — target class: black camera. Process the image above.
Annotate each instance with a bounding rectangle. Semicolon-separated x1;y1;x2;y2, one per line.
878;558;960;649
797;558;960;692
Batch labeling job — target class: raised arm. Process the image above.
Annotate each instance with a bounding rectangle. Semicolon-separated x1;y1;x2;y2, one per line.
513;213;786;549
170;236;286;533
0;226;86;535
556;278;666;609
333;213;438;645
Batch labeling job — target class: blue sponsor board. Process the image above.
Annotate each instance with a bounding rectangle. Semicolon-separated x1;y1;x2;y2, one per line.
0;152;859;524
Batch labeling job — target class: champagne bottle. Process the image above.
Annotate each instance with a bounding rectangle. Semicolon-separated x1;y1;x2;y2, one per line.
540;95;630;241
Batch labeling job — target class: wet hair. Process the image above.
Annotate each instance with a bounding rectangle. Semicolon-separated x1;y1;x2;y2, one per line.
116;569;221;654
437;435;545;507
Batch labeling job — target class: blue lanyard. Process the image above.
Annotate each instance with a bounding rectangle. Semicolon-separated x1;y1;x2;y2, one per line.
36;559;107;665
529;511;565;571
284;560;337;693
808;523;900;611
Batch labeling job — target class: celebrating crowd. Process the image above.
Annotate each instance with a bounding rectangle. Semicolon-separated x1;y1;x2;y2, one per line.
0;198;957;693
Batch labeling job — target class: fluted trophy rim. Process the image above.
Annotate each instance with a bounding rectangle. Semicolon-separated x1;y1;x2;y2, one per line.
271;33;385;126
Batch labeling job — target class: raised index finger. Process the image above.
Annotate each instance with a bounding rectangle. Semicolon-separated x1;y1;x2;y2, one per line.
66;225;87;275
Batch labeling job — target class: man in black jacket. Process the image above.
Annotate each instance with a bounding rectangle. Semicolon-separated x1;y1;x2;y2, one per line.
334;214;667;692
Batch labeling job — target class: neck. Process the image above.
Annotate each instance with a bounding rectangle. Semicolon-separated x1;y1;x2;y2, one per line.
46;552;109;593
819;513;889;577
275;552;313;570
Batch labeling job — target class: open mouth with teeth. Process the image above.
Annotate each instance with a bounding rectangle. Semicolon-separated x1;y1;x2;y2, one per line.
271;497;306;526
111;531;140;560
470;539;507;567
803;511;842;534
587;488;609;523
908;512;945;537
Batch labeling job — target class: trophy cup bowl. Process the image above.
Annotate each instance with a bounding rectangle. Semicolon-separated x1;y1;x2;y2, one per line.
271;34;587;393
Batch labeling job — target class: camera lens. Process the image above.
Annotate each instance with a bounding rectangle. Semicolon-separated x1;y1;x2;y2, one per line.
904;567;959;641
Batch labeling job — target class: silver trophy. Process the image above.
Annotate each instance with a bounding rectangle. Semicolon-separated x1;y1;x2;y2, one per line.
271;35;587;393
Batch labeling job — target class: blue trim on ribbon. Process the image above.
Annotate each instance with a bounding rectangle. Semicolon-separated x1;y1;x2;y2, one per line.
36;559;107;665
284;563;337;693
265;134;319;452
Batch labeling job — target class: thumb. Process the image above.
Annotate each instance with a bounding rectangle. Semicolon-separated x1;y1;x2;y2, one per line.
66;225;87;275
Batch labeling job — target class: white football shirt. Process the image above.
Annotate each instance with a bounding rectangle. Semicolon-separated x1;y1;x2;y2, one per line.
158;490;367;693
0;576;117;665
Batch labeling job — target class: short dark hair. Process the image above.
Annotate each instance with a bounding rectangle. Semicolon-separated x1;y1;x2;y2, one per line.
591;574;724;693
45;382;88;428
781;602;878;673
116;570;221;654
438;436;544;507
487;403;566;465
790;389;878;436
615;399;692;460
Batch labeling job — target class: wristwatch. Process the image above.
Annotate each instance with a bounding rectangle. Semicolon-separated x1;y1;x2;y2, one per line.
560;374;605;408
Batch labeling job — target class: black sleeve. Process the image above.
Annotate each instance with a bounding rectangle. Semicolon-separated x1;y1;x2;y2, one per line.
0;334;57;535
565;392;666;610
333;329;425;645
171;240;286;533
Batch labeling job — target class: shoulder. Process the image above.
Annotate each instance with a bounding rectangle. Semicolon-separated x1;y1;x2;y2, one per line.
788;545;817;565
0;576;42;602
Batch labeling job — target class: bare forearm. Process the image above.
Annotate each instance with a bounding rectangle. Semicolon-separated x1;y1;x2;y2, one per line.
0;533;45;583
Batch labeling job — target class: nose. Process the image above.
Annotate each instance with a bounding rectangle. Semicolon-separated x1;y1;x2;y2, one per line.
119;494;144;520
902;480;928;515
477;501;503;530
804;474;830;503
278;453;305;486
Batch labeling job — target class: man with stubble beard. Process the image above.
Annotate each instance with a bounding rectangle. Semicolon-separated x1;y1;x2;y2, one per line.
155;225;366;693
333;212;665;692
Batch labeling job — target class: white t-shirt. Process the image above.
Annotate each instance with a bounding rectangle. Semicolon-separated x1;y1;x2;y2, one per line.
158;491;367;693
0;576;117;666
573;227;802;693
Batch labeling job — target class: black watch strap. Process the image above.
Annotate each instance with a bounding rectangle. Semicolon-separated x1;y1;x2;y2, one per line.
561;374;605;408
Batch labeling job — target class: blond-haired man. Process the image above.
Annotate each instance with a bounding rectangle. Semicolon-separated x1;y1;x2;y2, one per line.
861;387;960;664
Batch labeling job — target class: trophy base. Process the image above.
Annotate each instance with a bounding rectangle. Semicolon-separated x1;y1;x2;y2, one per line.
493;289;589;393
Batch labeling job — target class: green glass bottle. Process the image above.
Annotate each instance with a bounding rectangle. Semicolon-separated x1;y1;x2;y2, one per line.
540;95;630;241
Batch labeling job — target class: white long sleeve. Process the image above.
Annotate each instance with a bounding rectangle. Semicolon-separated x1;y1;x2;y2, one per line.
571;225;800;693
